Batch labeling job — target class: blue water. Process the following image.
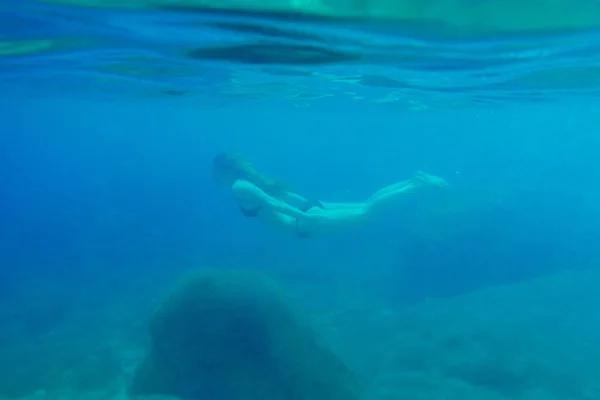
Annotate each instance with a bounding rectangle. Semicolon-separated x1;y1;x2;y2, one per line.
2;1;600;400
4;0;600;104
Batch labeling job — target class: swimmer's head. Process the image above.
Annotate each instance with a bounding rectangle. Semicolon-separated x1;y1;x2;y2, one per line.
211;152;290;196
211;152;247;186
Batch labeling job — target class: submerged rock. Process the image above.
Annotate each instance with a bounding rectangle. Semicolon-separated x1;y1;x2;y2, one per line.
128;269;362;400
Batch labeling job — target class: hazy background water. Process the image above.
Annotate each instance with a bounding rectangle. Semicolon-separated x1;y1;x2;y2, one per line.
2;1;600;399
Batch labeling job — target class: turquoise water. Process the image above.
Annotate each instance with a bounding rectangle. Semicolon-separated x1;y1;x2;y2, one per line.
2;2;600;400
3;0;600;106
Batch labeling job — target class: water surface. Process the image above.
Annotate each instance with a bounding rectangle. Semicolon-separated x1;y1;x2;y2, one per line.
3;0;600;107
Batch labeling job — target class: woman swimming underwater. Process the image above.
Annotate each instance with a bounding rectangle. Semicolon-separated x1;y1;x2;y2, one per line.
212;153;449;238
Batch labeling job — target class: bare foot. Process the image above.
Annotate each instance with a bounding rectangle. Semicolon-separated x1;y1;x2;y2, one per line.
415;171;450;189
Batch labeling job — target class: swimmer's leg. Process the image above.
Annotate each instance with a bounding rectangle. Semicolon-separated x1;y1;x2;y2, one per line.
367;179;416;203
303;171;448;236
320;172;447;213
415;170;450;188
300;206;369;237
304;181;419;236
365;171;448;216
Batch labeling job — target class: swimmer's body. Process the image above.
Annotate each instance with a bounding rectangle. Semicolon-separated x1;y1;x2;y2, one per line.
212;153;449;238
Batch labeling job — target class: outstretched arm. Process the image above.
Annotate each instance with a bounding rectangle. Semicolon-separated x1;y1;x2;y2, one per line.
281;191;310;208
232;181;309;220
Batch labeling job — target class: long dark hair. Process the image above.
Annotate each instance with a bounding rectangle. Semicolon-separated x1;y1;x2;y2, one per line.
212;153;291;197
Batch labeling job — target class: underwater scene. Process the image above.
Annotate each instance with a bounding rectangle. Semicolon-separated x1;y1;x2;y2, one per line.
2;0;600;400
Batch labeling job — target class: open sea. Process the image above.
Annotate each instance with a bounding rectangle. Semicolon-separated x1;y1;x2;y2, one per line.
2;1;600;400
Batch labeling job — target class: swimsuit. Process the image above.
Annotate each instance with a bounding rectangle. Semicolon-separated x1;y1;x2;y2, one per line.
239;206;261;217
239;200;324;238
